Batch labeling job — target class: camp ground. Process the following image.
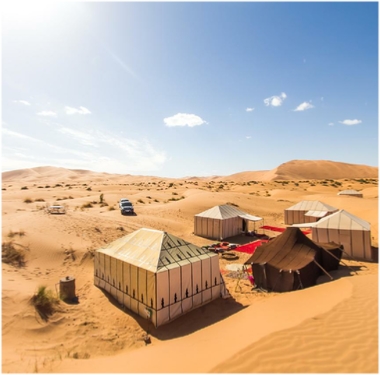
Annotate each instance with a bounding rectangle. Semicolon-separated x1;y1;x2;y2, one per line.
94;200;375;327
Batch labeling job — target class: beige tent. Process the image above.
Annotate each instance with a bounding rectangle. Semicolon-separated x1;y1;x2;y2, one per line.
292;210;372;261
337;189;363;198
284;200;338;225
94;228;227;327
194;204;262;240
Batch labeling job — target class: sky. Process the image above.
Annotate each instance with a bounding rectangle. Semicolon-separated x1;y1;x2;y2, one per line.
2;1;378;178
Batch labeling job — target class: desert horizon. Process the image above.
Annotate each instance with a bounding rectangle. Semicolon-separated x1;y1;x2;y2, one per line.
1;159;378;373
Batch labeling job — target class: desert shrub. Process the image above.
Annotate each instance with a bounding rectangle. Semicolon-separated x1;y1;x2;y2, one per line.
86;187;92;191
154;199;159;202
30;286;59;320
172;192;178;195
2;188;6;191
167;196;185;202
8;230;25;238
226;202;239;207
108;206;115;211
2;241;26;267
24;198;33;203
35;198;45;202
21;186;28;190
81;203;93;209
137;199;145;204
94;227;101;233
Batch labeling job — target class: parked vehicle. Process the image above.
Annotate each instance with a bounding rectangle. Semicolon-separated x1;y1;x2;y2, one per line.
119;198;130;209
120;201;134;215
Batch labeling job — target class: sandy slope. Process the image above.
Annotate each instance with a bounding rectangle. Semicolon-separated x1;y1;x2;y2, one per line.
1;160;378;373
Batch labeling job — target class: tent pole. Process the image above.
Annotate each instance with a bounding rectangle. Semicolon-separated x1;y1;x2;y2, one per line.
320;247;358;275
313;260;333;280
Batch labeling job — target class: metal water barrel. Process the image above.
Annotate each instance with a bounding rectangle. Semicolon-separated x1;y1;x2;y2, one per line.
59;276;76;301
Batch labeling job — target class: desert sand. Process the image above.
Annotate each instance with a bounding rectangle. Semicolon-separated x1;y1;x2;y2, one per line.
2;160;378;373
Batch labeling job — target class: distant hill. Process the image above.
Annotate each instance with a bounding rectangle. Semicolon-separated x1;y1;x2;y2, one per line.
223;160;378;182
2;160;378;183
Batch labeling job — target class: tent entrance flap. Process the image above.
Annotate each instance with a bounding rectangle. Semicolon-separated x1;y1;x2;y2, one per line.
238;214;262;221
304;210;328;218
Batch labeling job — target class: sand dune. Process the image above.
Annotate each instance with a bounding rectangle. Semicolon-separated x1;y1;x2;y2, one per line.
1;159;378;373
225;159;378;182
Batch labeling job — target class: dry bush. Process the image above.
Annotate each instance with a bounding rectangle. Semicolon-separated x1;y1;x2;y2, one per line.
2;241;27;267
30;286;60;321
24;198;33;203
8;230;26;238
81;202;93;209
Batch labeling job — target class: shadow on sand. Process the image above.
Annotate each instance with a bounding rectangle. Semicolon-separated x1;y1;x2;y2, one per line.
99;288;246;340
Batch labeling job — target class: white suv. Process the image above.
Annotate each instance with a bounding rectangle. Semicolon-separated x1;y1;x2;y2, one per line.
119;198;130;209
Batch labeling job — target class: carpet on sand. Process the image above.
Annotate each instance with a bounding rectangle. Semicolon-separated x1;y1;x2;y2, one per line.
260;225;311;235
234;240;268;255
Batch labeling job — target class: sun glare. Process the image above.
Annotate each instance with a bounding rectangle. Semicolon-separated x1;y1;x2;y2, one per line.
2;0;62;29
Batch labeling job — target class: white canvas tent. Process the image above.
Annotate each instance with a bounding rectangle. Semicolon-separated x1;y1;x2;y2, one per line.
194;204;262;240
94;228;227;327
337;189;363;198
292;210;372;261
284;200;338;225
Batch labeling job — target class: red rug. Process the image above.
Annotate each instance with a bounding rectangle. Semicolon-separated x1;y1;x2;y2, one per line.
259;225;311;235
234;239;268;255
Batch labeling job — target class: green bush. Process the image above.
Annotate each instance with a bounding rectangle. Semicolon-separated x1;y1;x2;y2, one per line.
30;286;59;321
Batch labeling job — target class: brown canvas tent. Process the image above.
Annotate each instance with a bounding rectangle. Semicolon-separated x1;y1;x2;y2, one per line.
284;200;338;225
94;228;228;327
244;227;343;292
292;210;372;261
337;189;363;198
194;204;262;240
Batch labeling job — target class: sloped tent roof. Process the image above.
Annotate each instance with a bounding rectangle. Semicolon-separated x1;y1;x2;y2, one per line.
244;227;324;271
97;228;217;273
337;189;363;196
286;200;338;212
195;204;262;221
292;209;371;231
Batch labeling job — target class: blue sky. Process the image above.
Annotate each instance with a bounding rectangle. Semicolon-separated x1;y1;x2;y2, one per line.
2;1;378;178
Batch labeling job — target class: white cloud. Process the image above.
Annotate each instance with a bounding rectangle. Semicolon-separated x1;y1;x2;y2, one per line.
164;113;207;127
14;100;31;106
294;102;314;111
58;127;98;146
65;106;91;115
321;97;324;101
328;122;334;126
37;111;57;117
339;119;362;126
246;136;251;139
246;107;254;112
264;92;287;107
2;125;167;174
